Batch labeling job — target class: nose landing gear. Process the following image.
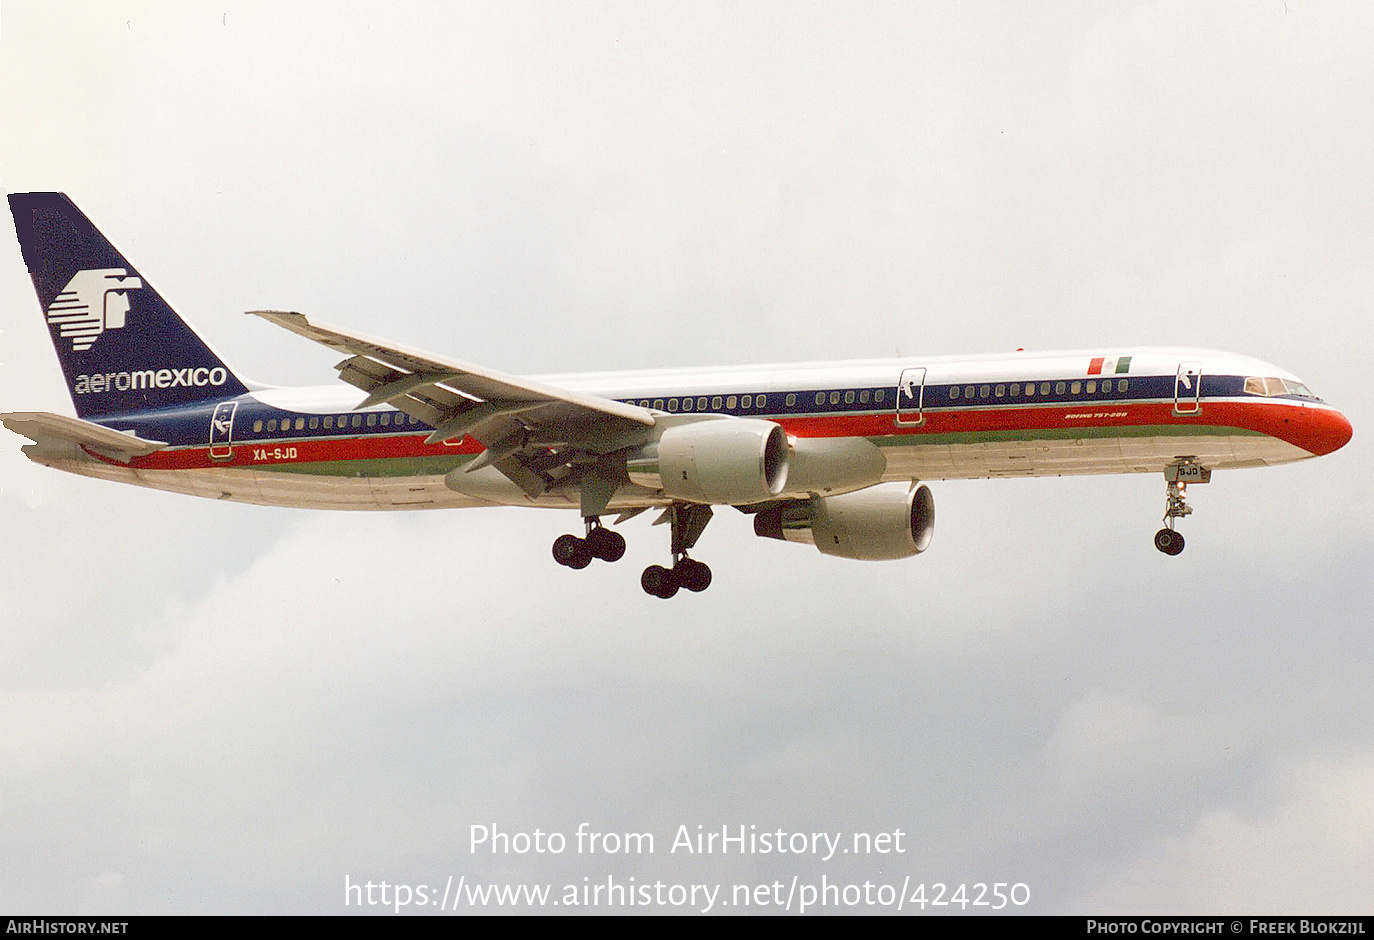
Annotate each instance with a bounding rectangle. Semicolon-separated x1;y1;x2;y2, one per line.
1154;459;1210;556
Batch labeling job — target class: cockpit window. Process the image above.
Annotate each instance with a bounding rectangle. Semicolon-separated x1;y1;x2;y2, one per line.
1244;376;1319;400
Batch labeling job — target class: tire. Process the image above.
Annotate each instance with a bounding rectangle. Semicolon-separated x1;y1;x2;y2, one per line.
641;564;679;598
552;533;582;566
586;527;626;562
1154;528;1185;555
567;539;593;569
676;558;712;593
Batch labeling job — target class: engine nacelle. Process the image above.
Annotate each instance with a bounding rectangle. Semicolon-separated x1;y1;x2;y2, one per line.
627;418;789;505
753;483;935;560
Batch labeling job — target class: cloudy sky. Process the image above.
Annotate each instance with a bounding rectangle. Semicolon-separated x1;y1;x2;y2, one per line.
1;1;1371;915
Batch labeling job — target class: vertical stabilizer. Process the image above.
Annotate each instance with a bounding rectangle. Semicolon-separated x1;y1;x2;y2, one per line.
9;192;249;419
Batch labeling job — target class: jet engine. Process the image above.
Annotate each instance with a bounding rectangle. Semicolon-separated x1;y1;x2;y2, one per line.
626;418;789;505
752;483;935;560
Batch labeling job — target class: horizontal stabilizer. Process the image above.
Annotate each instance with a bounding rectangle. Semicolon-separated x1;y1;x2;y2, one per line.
1;411;167;464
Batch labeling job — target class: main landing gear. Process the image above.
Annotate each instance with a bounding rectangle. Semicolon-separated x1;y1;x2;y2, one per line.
550;504;716;598
640;557;711;599
1154;459;1211;556
552;517;626;569
641;503;714;599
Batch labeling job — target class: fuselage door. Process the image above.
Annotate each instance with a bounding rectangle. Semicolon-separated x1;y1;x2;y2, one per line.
210;401;237;459
895;367;927;426
1174;362;1202;416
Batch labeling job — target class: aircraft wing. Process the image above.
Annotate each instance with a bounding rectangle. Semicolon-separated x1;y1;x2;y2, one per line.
1;411;168;464
249;310;658;499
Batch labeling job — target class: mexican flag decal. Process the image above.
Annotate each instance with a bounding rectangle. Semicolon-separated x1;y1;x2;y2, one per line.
1088;356;1132;376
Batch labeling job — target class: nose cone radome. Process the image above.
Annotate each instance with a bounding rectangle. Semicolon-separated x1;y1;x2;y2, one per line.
1305;406;1353;456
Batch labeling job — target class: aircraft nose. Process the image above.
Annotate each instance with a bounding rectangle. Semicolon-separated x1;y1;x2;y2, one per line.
1303;405;1353;456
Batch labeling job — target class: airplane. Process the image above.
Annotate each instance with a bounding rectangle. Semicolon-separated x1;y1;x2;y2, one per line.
2;193;1354;597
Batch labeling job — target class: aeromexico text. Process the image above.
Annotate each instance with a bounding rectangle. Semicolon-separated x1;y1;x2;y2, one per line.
72;367;228;395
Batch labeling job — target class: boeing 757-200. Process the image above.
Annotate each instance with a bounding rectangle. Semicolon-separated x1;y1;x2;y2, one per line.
2;193;1353;596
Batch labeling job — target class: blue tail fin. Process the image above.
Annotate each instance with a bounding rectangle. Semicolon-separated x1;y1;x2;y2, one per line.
9;193;250;420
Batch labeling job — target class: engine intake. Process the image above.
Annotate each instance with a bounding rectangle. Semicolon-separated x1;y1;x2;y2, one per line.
754;483;935;560
627;418;789;505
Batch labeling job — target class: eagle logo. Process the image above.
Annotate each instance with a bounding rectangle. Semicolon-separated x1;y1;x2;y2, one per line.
46;268;144;352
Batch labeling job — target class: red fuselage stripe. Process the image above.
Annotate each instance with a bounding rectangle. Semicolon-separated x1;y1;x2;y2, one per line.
126;398;1347;471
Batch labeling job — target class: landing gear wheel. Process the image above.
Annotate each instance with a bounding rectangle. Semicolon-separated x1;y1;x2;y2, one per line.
586;527;626;563
1154;528;1185;556
567;541;593;568
552;534;592;569
675;558;712;593
641;564;679;598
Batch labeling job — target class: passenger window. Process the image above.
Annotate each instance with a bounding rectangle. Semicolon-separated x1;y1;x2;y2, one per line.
712;396;723;410
253;420;263;432
1086;380;1097;394
1009;384;1020;397
815;392;825;406
785;394;796;406
309;417;319;430
874;389;884;403
1040;383;1050;395
965;386;974;399
1119;379;1128;393
351;415;362;428
844;390;854;404
859;390;870;403
267;419;277;431
979;385;990;399
727;396;737;409
1055;382;1066;395
668;399;678;412
1071;382;1081;395
697;397;707;410
683;398;694;411
995;384;1005;398
653;400;663;409
829;392;840;405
